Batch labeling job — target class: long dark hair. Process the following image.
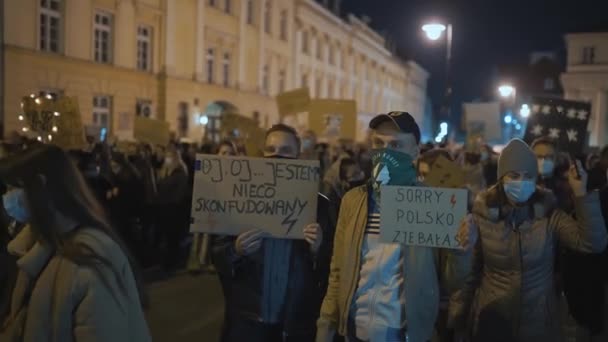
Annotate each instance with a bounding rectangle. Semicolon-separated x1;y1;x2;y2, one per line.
0;144;148;308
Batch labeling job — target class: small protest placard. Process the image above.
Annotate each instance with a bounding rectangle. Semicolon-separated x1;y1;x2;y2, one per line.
423;155;465;189
308;99;357;139
380;186;467;249
190;155;320;239
133;116;170;146
276;88;311;118
51;97;86;150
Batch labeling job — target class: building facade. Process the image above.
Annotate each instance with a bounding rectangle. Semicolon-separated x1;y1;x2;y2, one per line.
561;32;608;147
3;0;428;142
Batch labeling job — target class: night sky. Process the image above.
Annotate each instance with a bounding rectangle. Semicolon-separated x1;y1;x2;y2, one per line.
345;0;608;122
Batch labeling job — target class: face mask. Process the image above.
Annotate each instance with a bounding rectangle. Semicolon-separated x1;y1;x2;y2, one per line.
503;180;536;204
370;149;416;187
537;159;555;177
301;139;314;151
3;188;30;223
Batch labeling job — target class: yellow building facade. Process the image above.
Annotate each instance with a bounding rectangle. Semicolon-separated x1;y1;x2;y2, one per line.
3;0;428;142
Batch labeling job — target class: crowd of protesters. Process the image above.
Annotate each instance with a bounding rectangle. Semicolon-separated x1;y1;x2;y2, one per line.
1;110;608;342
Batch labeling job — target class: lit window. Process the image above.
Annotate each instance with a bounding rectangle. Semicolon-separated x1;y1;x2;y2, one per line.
246;0;254;25
223;53;230;87
93;95;111;130
264;1;272;34
136;25;152;71
94;11;113;63
39;0;62;53
207;48;215;84
136;99;153;118
280;10;288;41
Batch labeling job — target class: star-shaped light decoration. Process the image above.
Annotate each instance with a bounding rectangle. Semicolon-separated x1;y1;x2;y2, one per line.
566;129;578;142
548;128;561;139
542;105;552;114
556;106;564;114
532;124;544;136
577;109;588;121
532;104;541;114
567;108;577;119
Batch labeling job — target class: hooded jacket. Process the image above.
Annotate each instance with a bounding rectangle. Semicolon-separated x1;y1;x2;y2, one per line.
448;186;608;342
0;226;151;342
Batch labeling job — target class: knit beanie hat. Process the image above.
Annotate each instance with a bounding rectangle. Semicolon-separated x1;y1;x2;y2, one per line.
497;139;538;180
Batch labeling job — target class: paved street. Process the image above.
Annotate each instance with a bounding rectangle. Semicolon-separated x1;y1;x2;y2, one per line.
145;272;224;342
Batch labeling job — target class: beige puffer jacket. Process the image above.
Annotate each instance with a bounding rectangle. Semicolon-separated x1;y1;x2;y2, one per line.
448;186;608;342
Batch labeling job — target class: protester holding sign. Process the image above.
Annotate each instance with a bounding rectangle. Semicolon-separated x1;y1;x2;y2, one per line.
316;112;471;342
449;139;608;342
212;124;337;342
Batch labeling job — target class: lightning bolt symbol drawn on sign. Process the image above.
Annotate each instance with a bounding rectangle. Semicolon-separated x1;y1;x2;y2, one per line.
282;212;298;236
450;194;456;209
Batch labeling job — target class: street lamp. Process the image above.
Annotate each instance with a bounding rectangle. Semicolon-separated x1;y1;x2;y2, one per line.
498;84;516;98
422;21;453;127
519;104;530;118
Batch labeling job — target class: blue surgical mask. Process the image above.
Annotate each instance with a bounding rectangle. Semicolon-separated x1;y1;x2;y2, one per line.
503;180;536;203
3;188;30;223
538;159;555;178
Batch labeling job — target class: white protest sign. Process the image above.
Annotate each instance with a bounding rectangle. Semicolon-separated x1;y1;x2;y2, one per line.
190;155;320;239
380;186;468;249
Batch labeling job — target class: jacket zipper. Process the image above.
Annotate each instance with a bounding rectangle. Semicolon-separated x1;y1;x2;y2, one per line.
515;222;523;338
367;244;386;330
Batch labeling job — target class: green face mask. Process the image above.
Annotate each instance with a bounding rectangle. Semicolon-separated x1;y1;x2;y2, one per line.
370;149;417;188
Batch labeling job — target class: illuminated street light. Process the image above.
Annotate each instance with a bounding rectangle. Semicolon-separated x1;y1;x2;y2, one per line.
498;84;516;98
199;115;209;125
519;104;530;118
422;23;447;41
504;114;513;124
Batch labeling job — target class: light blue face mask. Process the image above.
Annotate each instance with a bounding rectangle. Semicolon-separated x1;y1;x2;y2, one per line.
3;188;30;223
503;180;536;203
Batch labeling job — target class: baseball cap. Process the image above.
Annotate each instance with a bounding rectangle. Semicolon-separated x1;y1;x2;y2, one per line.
369;111;421;144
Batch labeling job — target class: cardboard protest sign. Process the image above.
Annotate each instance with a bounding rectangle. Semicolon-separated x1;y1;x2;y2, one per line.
276;88;311;118
133;116;170;146
190;155;320;239
423;155;465;189
221;113;266;157
308;99;357;139
380;186;467;249
54;97;86;150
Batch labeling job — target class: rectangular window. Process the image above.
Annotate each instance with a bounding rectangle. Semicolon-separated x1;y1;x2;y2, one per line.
264;1;272;34
316;39;322;60
328;79;334;98
39;0;62;53
543;78;555;91
223;53;230;87
246;0;255;25
582;46;595;64
208;0;216;7
224;0;231;14
94;11;113;63
301;74;308;88
280;10;288;41
315;77;321;97
92;95;111;130
278;69;285;93
136;99;153;118
207;48;215;84
262;64;270;94
136;25;152;71
329;46;334;65
302;31;309;54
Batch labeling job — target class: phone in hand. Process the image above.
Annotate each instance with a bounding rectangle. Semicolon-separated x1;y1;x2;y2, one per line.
570;153;582;180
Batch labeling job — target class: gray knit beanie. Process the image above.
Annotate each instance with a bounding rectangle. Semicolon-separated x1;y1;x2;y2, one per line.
497;139;538;180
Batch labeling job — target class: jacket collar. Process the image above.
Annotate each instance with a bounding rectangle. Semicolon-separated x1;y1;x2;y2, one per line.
8;225;54;279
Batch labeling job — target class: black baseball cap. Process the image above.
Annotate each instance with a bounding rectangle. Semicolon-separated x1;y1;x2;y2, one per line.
369;111;421;144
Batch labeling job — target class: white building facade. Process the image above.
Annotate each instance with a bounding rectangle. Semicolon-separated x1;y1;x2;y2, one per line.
561;32;608;147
